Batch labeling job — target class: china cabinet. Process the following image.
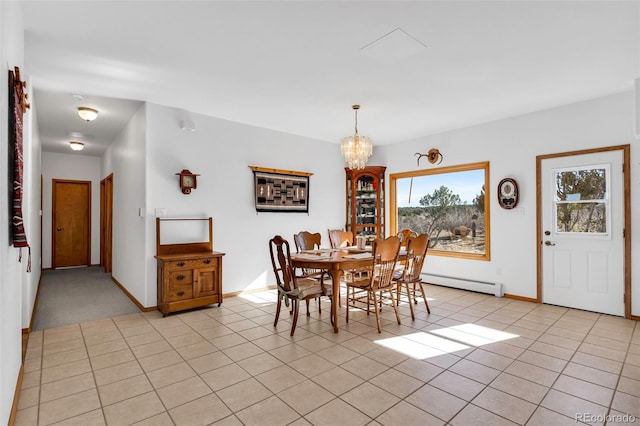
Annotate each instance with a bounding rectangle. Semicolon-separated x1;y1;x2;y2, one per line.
345;166;386;245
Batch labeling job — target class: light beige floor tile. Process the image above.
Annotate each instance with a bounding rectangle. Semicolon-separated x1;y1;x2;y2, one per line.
23;356;42;373
156;375;212;409
236;394;301;426
216;377;273;412
472;387;536;424
405;383;466;422
375;400;444;426
517;350;568;373
130;339;173;359
40;372;95;403
38;388;101;426
526;407;577;426
465;348;514;371
563;361;620;389
168;394;232;425
449;358;501;385
289;353;335;378
269;343;312;363
14;405;38;426
369;368;423;399
342;382;400;418
137;349;183;372
221;341;264;362
209;332;249;350
553;374;614;406
341;355;388;381
82;329;122;347
540;389;608;421
311;366;365;396
429;371;484;401
17;386;39;410
200;363;251;391
124;331;163;347
42;348;88;369
175;340;217;360
579;342;627;363
146;361;196;389
130;412;174;426
489;372;549;404
50;408;105;425
617;376;640;398
393;358;443;382
450;403;518;426
504;360;559;387
251;333;295;351
102;391;165;425
305;398;371;426
21;370;41;390
278;380;335;415
236;352;283;376
97;374;153;406
42;338;85;356
85;338;128;357
571;351;623;375
166;331;205;348
255;365;307;393
611;390;640;416
187;350;234;374
622;363;640;381
41;358;92;384
89;348;134;370
93;360;144;386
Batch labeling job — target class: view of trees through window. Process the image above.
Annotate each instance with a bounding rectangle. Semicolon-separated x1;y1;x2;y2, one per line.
391;162;490;260
555;166;608;234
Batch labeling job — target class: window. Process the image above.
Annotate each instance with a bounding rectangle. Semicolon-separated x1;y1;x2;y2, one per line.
553;165;609;235
390;162;490;260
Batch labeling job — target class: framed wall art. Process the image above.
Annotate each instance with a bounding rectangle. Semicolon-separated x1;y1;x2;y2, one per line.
249;166;312;213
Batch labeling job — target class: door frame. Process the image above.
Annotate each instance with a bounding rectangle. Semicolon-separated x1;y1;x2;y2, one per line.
536;145;631;318
100;174;113;273
52;179;92;269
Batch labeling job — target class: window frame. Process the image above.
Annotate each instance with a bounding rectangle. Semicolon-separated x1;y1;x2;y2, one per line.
389;161;491;261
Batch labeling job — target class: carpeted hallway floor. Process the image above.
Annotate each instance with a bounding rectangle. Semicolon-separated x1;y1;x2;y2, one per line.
33;267;142;331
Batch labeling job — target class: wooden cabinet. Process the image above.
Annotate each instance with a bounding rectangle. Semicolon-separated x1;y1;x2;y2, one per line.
345;166;386;245
156;252;224;316
155;217;225;316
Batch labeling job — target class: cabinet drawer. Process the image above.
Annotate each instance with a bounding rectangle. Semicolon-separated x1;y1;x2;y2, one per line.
167;283;193;302
168;270;193;286
165;258;216;270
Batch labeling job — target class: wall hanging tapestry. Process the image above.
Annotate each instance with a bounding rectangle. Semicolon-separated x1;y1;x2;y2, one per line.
249;166;312;213
8;66;31;271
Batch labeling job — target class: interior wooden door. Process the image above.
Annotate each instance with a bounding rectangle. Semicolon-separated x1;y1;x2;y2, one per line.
100;174;113;273
52;179;91;268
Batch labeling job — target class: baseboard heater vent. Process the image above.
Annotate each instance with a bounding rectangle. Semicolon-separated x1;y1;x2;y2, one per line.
422;273;503;297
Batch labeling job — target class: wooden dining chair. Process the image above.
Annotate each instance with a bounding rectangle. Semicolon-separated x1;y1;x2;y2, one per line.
346;236;402;333
327;229;354;248
393;233;430;320
397;228;418;248
293;231;330;313
269;235;333;336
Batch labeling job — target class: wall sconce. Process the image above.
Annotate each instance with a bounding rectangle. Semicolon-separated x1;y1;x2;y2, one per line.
175;169;200;194
69;141;85;151
78;107;98;121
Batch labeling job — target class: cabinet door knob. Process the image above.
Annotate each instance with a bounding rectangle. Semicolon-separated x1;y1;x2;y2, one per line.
177;291;185;296
203;259;211;264
176;274;185;281
177;262;186;267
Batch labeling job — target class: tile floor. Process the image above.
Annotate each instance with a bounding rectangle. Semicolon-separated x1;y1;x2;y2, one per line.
14;285;640;426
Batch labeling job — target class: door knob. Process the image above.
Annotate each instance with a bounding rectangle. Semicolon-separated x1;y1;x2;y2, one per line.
544;241;556;246
56;227;64;231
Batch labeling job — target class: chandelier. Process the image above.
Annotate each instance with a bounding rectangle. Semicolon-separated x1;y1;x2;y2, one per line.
341;104;372;170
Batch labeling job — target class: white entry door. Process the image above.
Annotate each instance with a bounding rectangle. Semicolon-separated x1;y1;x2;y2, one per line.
541;149;625;316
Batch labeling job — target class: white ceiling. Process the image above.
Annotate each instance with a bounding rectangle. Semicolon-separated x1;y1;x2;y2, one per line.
22;1;640;156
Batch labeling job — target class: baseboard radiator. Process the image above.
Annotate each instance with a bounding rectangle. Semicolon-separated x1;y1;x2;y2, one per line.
421;273;503;297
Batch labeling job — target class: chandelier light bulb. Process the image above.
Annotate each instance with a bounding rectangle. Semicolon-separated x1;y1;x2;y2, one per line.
341;105;372;170
69;141;85;151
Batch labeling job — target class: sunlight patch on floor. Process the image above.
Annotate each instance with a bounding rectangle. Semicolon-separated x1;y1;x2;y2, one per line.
374;323;519;360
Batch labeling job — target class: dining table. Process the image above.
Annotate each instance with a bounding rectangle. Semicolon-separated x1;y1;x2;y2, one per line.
291;246;405;333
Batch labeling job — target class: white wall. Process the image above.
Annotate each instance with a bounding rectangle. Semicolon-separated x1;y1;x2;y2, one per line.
378;91;639;315
102;104;147;305
41;152;101;268
144;103;344;306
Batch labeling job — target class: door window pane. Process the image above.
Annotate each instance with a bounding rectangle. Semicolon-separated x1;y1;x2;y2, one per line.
554;166;608;234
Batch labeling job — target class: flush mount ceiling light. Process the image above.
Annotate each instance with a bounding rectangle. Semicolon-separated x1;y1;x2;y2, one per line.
69;141;85;151
341;105;372;170
77;107;98;121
